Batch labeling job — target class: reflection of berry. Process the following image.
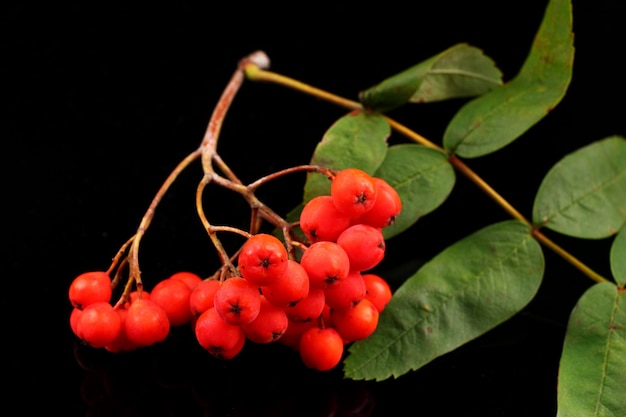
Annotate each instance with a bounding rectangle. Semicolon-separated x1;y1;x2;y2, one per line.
238;233;289;286
331;298;380;342
213;277;261;326
300;241;350;289
299;327;344;371
337;224;385;272
331;168;378;218
69;271;112;309
300;195;352;243
124;298;170;348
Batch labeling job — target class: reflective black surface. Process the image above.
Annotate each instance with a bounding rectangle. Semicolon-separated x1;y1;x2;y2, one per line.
6;1;624;415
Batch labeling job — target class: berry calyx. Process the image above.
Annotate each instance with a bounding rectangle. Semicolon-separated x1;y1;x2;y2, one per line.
195;307;246;359
355;177;402;228
213;277;261;326
300;241;350;289
330;168;378;218
237;233;289;286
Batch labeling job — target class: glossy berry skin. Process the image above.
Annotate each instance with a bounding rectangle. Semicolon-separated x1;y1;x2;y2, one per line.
241;295;289;343
323;270;367;310
104;307;138;353
189;279;220;317
195;307;246;359
362;273;393;312
331;298;380;342
238;233;289;286
69;271;112;309
283;288;326;322
124;299;170;347
300;241;350;289
336;224;385;272
299;195;352;243
213;277;261;326
169;271;203;289
299;327;344;371
76;302;121;348
261;259;310;308
356;178;402;228
330;168;378;218
149;278;193;327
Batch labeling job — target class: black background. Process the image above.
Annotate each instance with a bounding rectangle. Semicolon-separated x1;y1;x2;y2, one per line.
5;1;625;415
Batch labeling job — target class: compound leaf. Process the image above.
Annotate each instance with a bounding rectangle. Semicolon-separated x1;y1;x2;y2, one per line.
372;144;455;239
610;227;626;287
532;136;626;239
343;220;544;381
443;0;574;158
360;43;502;112
557;282;626;417
303;110;390;202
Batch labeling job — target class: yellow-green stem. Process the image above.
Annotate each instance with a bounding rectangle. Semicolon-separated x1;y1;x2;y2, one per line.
244;63;609;284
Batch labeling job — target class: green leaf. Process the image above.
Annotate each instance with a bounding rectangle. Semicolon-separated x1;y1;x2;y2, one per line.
372;144;456;239
303;110;390;202
610;227;626;287
343;220;544;381
532;136;626;239
557;282;626;417
443;0;574;158
359;43;502;112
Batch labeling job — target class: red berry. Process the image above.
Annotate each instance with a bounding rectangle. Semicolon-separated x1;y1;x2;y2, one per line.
323;270;367;310
104;307;138;353
362;273;392;312
69;271;112;309
300;241;350;289
331;298;380;342
261;259;310;308
150;278;193;327
238;233;289;286
241;295;289;344
279;319;316;351
195;307;246;359
356;178;402;228
76;302;121;348
330;168;378;218
124;299;170;347
300;195;352;243
213;277;261;326
284;288;326;322
299;327;344;371
336;224;385;272
189;279;220;317
169;271;203;289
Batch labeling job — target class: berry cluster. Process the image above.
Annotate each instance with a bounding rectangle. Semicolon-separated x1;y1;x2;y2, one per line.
68;168;400;371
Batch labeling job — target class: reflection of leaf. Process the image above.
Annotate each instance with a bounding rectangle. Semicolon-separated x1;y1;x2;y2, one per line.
532;136;626;239
372;144;455;239
610;228;626;286
443;0;574;158
303;111;390;202
344;220;544;381
359;43;502;112
557;282;626;417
